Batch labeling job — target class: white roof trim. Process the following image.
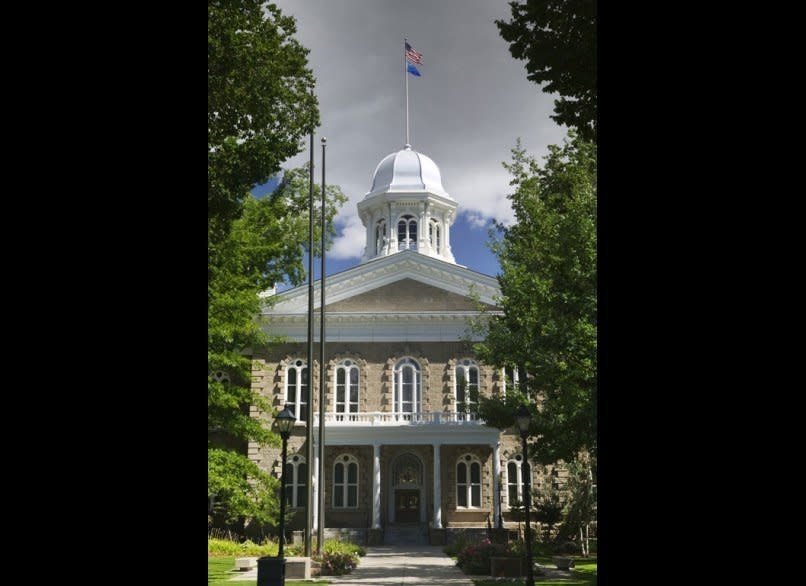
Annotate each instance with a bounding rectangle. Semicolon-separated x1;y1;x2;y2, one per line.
262;250;499;314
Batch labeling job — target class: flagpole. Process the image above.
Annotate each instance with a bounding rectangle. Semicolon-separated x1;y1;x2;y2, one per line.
404;36;409;146
317;136;327;556
305;109;315;559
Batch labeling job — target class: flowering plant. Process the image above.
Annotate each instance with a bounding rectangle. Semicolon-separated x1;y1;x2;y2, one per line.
456;538;508;574
320;551;359;575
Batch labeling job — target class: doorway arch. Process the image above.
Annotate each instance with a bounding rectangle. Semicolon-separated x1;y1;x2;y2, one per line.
388;452;425;524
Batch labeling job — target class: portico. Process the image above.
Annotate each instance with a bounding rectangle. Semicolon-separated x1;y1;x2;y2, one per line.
311;420;501;534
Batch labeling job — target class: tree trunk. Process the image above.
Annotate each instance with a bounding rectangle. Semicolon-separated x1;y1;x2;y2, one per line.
580;524;589;556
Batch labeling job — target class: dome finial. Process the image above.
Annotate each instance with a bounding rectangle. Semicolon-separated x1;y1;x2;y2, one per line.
404;143;412;150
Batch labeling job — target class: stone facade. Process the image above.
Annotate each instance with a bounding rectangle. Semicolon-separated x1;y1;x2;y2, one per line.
247;152;564;540
249;338;563;534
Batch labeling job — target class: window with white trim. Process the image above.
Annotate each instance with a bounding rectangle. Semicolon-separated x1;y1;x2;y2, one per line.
285;359;308;422
501;365;519;398
397;215;417;251
457;454;482;508
393;358;421;418
506;455;524;506
284;455;307;508
333;454;359;508
455;358;479;417
334;359;359;421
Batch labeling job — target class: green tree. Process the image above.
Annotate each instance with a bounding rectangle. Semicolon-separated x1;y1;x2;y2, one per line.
473;132;596;465
559;457;596;555
208;0;319;250
533;469;566;542
496;0;597;142
208;168;346;528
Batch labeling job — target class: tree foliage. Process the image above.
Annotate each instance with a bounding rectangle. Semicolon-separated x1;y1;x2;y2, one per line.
208;0;319;248
533;469;566;541
473;132;596;465
208;169;346;525
558;457;596;555
496;0;597;142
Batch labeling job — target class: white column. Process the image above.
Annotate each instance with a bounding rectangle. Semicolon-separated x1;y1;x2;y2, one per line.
389;203;397;253
444;211;455;262
492;442;501;528
418;203;426;250
312;446;320;531
364;211;372;261
425;204;432;255
432;443;442;528
372;443;381;529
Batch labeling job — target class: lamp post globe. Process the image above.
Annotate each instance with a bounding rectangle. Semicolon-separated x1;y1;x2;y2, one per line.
276;405;296;437
516;404;535;586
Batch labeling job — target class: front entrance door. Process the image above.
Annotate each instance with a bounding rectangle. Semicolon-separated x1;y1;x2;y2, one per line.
395;490;420;523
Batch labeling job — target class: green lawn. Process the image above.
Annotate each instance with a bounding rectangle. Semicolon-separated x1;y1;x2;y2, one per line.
208;556;330;586
471;556;597;586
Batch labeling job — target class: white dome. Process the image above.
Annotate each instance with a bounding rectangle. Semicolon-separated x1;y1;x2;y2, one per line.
366;145;452;199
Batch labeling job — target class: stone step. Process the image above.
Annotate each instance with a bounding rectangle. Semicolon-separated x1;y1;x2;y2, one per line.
384;524;428;545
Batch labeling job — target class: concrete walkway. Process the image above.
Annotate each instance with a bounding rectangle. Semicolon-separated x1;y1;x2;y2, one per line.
327;545;474;585
230;545;474;584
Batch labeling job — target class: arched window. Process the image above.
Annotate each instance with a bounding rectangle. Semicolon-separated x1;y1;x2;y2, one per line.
393;358;421;419
397;215;417;251
392;453;423;486
506;455;524;506
457;454;482;508
284;454;307;508
333;454;359;508
429;219;441;254
501;365;519;398
375;219;387;255
334;359;359;421
286;359;308;422
210;370;230;384
455;359;479;419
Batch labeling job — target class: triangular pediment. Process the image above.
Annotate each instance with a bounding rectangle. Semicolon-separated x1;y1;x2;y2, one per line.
263;250;500;315
325;278;495;312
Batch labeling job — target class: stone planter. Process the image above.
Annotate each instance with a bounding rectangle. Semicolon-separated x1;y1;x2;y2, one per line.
552;556;575;570
490;556;523;577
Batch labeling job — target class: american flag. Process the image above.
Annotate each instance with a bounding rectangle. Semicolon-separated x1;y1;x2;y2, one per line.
405;41;422;65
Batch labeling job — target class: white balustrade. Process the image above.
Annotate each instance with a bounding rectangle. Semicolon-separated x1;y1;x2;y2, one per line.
312;411;482;426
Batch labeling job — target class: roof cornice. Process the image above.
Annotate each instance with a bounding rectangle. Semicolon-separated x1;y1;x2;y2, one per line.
262;250;499;314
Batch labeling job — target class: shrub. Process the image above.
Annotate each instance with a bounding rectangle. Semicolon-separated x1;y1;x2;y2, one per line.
285;538;364;576
207;537;278;557
444;533;473;558
324;538;366;558
286;538;365;559
555;540;580;555
456;538;507;575
320;551;359;575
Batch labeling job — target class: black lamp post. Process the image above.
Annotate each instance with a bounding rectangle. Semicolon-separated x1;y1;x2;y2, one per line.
258;405;296;586
516;404;535;586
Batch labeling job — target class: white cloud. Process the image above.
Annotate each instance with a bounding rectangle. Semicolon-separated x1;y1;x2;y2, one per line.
330;211;366;260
